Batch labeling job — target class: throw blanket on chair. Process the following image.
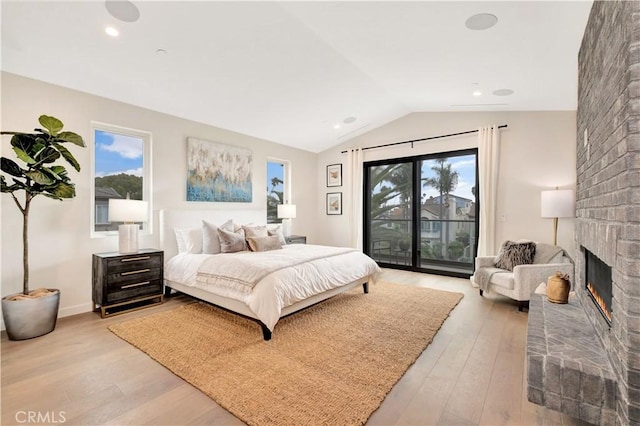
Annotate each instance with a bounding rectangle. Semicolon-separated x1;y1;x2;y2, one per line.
534;243;563;264
474;267;509;292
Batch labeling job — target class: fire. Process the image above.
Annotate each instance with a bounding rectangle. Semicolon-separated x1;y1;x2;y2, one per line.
587;282;612;322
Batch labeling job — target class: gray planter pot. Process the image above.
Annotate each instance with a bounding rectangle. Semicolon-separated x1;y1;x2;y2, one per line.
2;289;60;340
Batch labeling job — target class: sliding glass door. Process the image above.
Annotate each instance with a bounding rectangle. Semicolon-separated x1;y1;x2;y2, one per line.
364;149;478;277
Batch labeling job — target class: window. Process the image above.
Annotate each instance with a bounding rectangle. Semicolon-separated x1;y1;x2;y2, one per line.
91;122;152;235
266;159;290;224
364;148;478;277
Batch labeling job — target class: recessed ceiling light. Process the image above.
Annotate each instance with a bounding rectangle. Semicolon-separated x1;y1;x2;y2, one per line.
472;90;482;97
105;0;140;23
343;117;357;124
465;13;498;30
156;48;168;56
105;26;119;37
333;124;341;129
493;88;515;96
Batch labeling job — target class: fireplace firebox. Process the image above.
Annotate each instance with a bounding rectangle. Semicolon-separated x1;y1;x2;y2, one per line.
585;249;613;325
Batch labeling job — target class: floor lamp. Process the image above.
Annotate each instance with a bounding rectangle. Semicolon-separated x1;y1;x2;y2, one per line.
540;188;575;246
277;204;296;237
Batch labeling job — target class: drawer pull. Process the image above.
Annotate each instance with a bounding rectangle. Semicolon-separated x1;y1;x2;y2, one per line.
121;268;150;276
121;281;151;289
121;256;151;262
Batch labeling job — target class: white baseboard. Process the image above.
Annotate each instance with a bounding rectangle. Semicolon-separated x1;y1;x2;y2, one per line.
59;303;93;318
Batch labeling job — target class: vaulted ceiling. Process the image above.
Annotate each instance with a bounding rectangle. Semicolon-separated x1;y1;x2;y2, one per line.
1;1;593;152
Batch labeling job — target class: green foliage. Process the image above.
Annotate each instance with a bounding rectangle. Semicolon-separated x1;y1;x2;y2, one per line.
95;174;143;200
422;158;459;219
1;115;85;294
266;176;284;223
456;229;470;246
447;241;465;260
1;115;85;201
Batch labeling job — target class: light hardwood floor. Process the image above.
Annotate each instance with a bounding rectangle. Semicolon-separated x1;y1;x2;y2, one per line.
1;269;590;426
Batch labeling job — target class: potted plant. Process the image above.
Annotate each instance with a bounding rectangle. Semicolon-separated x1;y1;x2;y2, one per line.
1;115;85;340
398;238;410;251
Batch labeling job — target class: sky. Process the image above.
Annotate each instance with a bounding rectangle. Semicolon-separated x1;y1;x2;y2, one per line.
421;154;476;201
267;161;284;195
95;130;143;177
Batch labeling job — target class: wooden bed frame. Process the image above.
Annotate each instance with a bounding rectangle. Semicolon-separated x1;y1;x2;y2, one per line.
159;209;370;340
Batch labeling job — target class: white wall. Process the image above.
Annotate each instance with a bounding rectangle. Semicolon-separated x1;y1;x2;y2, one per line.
1;72;317;319
0;73;578;325
316;111;577;257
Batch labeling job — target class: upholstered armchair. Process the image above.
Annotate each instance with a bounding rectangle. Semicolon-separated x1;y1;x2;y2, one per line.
471;242;574;311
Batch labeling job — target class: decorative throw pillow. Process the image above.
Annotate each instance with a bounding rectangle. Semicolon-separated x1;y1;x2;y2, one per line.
494;240;536;271
202;219;239;254
243;225;268;239
174;228;203;254
267;225;287;245
218;227;248;253
247;235;282;252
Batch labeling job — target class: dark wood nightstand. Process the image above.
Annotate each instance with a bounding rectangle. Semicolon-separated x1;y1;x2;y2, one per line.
92;249;164;318
285;235;307;244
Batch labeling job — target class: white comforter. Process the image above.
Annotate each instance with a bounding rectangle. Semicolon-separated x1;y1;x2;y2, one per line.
165;244;380;331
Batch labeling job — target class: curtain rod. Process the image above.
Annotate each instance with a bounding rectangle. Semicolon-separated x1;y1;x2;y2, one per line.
340;124;508;154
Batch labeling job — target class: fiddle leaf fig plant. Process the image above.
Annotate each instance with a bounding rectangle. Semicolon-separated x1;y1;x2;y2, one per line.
1;115;85;295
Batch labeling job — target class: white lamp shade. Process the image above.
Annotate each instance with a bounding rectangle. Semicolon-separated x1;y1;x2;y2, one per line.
277;204;297;219
108;199;149;223
541;189;575;218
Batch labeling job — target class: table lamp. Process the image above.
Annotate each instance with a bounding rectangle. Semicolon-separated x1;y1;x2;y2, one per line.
277;204;296;237
108;198;148;253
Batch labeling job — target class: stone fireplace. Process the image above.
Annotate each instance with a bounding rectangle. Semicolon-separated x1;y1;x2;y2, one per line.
575;1;640;424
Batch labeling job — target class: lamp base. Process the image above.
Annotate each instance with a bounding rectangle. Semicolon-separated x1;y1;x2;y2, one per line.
119;224;139;254
282;218;292;237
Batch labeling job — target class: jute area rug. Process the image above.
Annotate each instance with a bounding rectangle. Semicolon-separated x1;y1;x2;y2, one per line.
109;281;463;426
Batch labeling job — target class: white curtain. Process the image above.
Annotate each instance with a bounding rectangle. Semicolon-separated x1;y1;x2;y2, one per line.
347;149;364;249
478;125;501;256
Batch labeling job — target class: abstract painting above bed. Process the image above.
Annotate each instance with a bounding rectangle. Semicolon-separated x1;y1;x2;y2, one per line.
186;137;252;202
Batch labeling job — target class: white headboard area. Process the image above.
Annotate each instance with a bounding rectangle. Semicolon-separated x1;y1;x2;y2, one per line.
159;208;268;260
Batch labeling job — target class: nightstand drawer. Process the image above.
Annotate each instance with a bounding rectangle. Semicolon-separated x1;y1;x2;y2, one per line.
106;254;163;274
285;235;307;244
105;279;162;304
106;267;162;287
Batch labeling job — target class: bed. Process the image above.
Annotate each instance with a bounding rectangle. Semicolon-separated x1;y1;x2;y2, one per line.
159;209;380;340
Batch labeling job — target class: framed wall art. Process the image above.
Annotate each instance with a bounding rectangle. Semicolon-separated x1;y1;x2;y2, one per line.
326;163;342;187
326;192;342;215
186;137;253;202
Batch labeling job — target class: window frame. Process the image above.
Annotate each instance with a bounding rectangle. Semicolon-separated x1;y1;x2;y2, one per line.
90;121;153;238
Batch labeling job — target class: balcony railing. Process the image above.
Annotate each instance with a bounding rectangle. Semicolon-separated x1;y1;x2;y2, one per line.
369;218;476;273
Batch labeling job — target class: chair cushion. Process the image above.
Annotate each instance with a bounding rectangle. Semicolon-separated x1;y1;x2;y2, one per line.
490;272;515;290
494;240;536;271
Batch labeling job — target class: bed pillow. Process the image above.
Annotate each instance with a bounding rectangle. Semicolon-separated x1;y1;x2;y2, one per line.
267;225;287;245
174;228;203;254
247;235;282;252
243;225;269;239
218;227;248;253
202;219;238;254
494;240;536;271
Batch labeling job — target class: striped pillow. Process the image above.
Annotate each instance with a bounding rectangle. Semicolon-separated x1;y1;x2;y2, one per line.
494;240;536;271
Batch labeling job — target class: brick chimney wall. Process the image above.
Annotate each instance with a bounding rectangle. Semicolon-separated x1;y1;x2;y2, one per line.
576;1;640;424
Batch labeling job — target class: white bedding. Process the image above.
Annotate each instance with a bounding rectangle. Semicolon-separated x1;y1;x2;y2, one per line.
165;244;380;331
